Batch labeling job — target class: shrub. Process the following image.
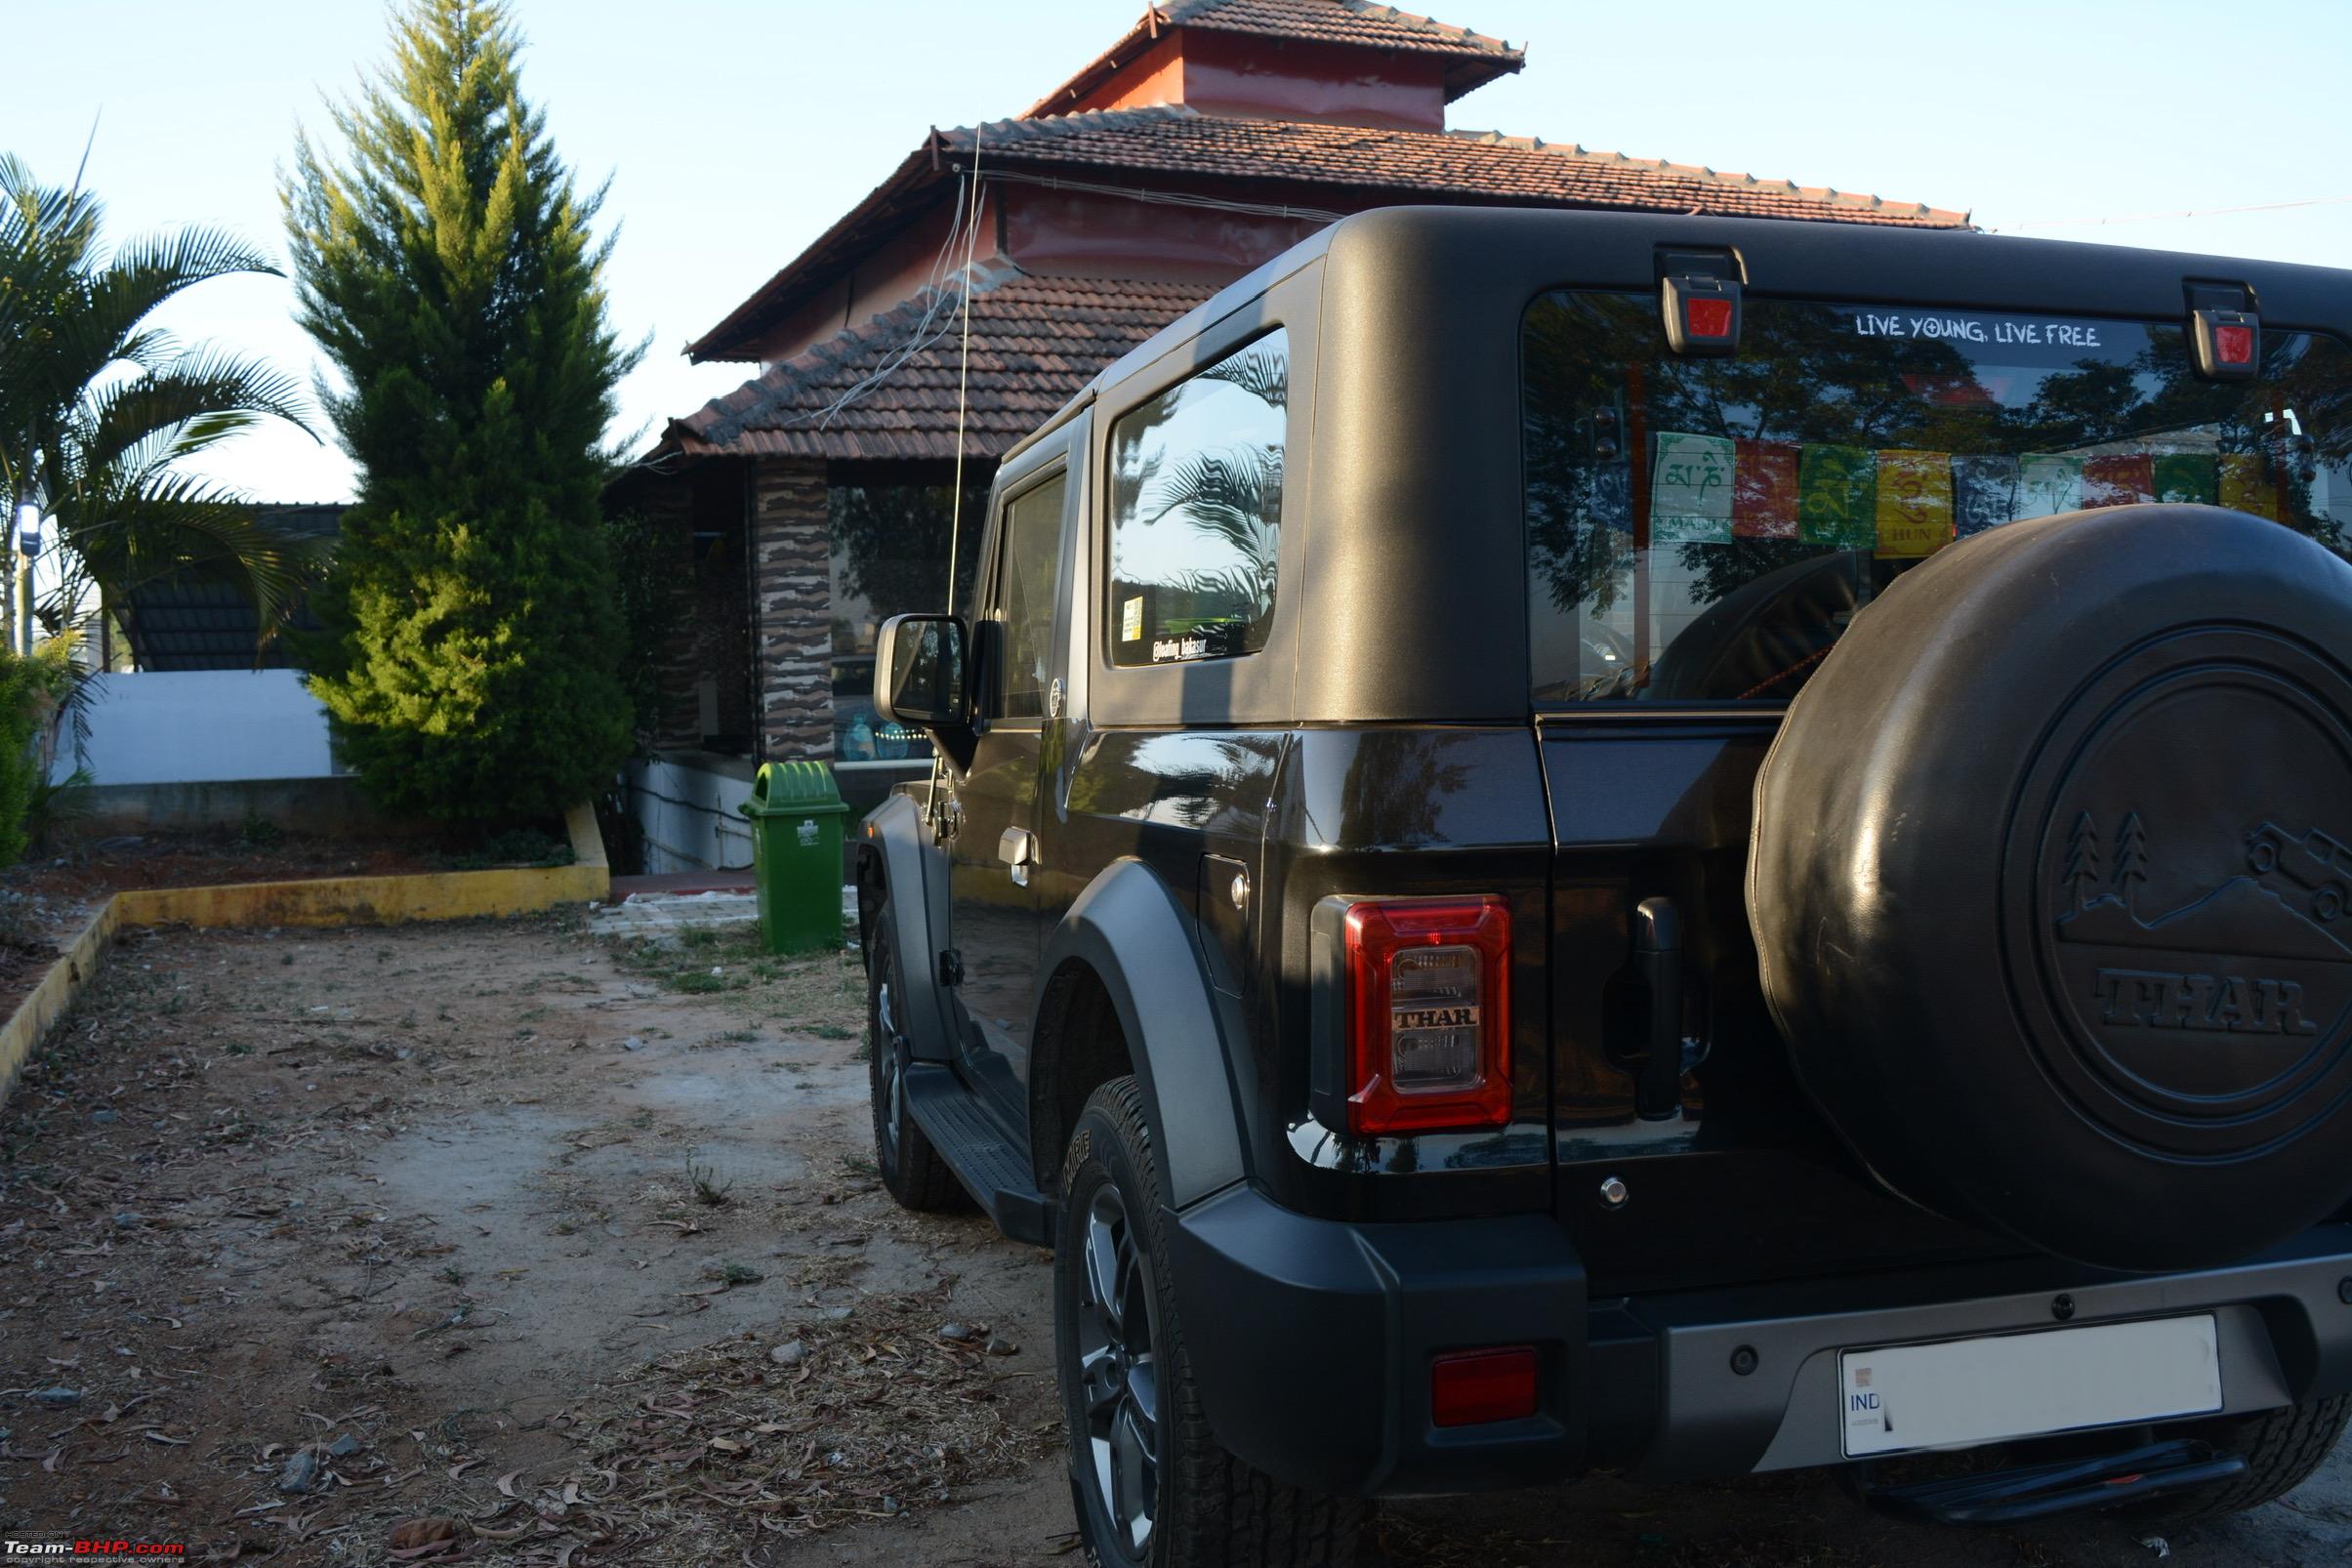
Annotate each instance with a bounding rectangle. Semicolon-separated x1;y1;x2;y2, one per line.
0;644;76;867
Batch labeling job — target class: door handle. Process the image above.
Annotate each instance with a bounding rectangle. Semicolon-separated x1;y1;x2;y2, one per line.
1632;896;1687;1121
998;826;1037;887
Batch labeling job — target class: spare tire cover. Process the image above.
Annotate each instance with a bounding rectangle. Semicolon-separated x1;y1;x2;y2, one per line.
1750;505;2352;1271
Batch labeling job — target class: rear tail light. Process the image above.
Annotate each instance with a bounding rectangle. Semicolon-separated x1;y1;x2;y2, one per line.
1342;896;1511;1136
1431;1346;1539;1426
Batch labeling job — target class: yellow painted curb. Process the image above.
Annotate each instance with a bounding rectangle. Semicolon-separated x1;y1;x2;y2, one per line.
113;801;608;930
0;897;121;1108
0;805;609;1107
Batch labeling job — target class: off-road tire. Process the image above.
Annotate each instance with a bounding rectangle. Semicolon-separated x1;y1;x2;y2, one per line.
2137;1395;2352;1521
864;919;962;1211
1054;1076;1365;1567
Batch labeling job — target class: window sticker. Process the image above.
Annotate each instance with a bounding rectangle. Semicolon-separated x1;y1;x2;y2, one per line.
1151;633;1212;664
2018;454;2084;518
1121;595;1143;642
2083;453;2156;508
1733;439;1800;540
1798;444;1877;549
2154;453;2219;506
1652;433;1735;543
1875;450;1955;557
1952;454;2019;538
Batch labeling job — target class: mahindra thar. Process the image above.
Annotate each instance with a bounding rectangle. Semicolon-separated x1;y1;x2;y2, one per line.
853;206;2352;1566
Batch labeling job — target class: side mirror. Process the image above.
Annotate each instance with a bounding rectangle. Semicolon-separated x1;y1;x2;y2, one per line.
874;613;970;730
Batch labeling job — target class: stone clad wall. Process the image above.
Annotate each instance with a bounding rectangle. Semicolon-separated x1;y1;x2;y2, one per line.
752;460;834;760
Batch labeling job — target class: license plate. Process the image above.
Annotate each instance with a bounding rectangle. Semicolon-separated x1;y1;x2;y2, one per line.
1838;1314;2221;1458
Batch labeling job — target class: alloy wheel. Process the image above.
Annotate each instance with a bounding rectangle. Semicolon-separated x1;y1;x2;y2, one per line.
1074;1181;1158;1557
874;970;906;1163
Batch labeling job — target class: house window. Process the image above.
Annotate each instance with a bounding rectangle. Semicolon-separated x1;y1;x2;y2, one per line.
827;481;985;762
1107;331;1287;667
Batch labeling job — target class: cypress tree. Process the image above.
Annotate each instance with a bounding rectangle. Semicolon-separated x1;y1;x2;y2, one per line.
284;0;637;823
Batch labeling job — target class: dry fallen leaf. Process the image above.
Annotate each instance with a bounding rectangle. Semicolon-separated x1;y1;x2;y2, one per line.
387;1516;461;1552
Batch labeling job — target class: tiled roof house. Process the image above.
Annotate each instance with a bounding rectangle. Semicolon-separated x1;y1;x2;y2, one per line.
119;503;346;671
616;0;1966;809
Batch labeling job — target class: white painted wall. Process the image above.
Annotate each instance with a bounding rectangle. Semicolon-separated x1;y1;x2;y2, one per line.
628;756;756;874
62;670;339;785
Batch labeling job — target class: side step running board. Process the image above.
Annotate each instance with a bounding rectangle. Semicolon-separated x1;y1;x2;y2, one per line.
1858;1438;2245;1525
902;1062;1052;1245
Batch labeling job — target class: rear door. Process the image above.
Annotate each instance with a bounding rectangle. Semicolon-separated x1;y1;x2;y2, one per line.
1517;287;2240;1290
1535;714;1980;1295
943;466;1070;1123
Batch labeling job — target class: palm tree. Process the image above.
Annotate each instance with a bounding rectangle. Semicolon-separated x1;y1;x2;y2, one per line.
0;153;315;652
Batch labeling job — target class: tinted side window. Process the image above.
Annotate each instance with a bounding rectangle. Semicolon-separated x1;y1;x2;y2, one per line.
1108;331;1287;666
992;474;1065;720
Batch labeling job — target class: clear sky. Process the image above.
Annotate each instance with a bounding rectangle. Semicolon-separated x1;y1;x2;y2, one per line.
10;0;2350;504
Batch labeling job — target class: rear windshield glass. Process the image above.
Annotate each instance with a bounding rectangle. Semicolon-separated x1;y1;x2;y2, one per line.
1523;292;2352;703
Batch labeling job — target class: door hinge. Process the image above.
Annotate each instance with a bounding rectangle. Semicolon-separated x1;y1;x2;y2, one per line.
937;948;965;987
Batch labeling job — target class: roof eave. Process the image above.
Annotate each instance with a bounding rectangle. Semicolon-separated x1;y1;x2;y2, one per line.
684;144;944;363
1021;11;1161;120
1439;49;1521;102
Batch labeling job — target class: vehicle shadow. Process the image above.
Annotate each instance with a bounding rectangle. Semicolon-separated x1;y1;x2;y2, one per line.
1371;1446;2352;1566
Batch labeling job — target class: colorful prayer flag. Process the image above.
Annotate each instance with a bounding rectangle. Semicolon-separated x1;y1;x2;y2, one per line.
2220;453;2281;519
2153;453;2218;506
1651;433;1735;544
2082;453;2156;508
2017;454;2085;518
1876;451;1955;557
1732;439;1800;540
1952;455;2019;537
1798;444;1877;549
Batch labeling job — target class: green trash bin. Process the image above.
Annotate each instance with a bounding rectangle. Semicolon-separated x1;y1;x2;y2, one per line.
739;761;850;955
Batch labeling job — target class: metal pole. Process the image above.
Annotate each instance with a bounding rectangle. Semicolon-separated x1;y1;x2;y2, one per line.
15;552;29;655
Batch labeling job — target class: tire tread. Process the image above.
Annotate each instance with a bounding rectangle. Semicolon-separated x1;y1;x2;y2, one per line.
1067;1077;1365;1567
2142;1394;2351;1522
866;920;963;1213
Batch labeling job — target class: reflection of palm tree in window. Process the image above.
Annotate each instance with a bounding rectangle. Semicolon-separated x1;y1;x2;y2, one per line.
1197;347;1287;410
1135;445;1283;650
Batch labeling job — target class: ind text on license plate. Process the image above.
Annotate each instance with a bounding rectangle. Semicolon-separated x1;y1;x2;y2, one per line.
1839;1314;2221;1458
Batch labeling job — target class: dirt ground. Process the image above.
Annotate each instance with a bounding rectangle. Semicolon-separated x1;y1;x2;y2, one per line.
3;916;2349;1566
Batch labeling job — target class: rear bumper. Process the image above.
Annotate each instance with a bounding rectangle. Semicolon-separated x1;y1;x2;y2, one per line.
1168;1187;2352;1499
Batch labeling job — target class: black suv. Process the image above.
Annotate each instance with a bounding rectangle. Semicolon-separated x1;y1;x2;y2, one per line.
854;206;2352;1566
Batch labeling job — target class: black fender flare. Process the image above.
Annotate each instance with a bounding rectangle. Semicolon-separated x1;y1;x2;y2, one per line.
853;792;956;1061
1037;857;1248;1208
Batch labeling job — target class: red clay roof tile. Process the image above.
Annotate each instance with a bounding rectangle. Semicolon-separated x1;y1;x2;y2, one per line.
1162;0;1516;62
944;106;1967;227
672;271;1216;462
1025;0;1524;119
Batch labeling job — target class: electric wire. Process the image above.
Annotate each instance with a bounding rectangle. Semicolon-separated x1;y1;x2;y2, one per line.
790;171;975;432
1996;193;2352;231
944;126;984;618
